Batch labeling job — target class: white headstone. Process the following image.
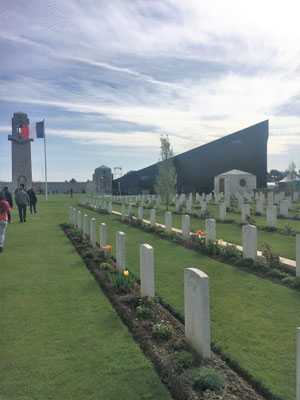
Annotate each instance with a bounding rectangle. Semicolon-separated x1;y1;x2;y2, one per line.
280;200;289;218
100;223;107;248
150;209;156;226
238;197;244;212
201;201;207;215
186;200;192;214
182;215;190;240
293;192;299;202
165;211;172;231
205;219;216;245
121;203;125;219
138;206;143;220
116;231;126;273
267;205;277;228
256;199;264;215
242;224;257;260
242;203;250;224
72;208;77;226
268;192;274;206
69;206;73;223
219;202;227;221
128;205;132;219
296;234;300;278
90;218;96;248
184;268;211;359
140;244;155;297
108;201;112;214
77;211;82;230
83;214;88;238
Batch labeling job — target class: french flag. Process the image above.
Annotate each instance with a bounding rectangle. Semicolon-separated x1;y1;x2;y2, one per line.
21;121;44;139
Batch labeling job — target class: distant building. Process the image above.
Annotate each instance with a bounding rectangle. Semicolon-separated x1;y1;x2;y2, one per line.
92;165;112;193
214;169;257;196
114;121;268;194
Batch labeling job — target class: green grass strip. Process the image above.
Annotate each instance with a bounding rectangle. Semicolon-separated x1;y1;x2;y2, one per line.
81;204;300;400
0;196;171;400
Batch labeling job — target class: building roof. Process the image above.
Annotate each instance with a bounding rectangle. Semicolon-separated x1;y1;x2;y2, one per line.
216;169;253;177
95;165;110;170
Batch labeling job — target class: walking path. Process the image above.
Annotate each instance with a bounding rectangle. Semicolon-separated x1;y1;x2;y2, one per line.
111;210;296;272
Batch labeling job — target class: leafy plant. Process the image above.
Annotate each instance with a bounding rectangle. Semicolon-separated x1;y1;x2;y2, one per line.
262;243;281;269
83;251;97;260
108;272;135;294
152;323;173;340
139;296;158;309
284;223;292;234
266;269;288;279
173;351;194;371
235;258;254;267
100;262;110;270
136;306;154;319
184;367;225;391
221;244;240;261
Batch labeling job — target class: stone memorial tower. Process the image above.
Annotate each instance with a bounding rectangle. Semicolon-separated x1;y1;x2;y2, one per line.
8;112;33;190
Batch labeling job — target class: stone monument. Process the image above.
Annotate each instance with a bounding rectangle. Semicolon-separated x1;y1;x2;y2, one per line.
8;112;33;190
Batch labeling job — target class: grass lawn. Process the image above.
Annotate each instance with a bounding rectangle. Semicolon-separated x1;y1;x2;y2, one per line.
0;195;171;400
79;203;300;400
110;202;297;260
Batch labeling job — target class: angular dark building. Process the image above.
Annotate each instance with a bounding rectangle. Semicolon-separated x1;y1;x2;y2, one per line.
114;121;268;194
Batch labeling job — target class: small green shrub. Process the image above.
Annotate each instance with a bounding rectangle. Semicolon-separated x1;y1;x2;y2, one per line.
139;296;158;309
282;276;295;285
152;323;173;340
266;269;288;279
83;251;96;260
284;223;292;234
136;306;154;319
184;367;225;391
171;339;187;351
292;277;300;290
108;272;135;294
100;262;110;270
235;258;254;267
262;243;281;269
173;351;194;371
222;244;240;261
206;240;222;256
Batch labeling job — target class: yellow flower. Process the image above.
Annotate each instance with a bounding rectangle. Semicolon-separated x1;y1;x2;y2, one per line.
123;270;129;276
213;241;216;245
219;239;223;243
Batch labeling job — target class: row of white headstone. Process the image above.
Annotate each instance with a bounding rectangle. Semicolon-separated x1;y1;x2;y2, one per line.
69;206;211;360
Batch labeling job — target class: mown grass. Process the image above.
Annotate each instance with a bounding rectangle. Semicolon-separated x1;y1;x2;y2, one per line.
0;195;171;400
80;203;300;400
110;202;297;260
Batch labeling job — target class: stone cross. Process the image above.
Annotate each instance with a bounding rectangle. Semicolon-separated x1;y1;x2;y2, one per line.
184;268;211;359
242;203;250;224
116;231;126;273
242;224;257;260
140;244;155;297
182;215;190;240
165;211;172;231
219;202;226;221
100;223;106;248
267;205;277;228
90;218;96;248
138;206;143;220
150;209;156;226
77;211;82;230
205;219;216;245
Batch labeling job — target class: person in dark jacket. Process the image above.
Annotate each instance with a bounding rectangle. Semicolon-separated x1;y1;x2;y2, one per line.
3;187;13;222
15;188;30;222
27;187;38;214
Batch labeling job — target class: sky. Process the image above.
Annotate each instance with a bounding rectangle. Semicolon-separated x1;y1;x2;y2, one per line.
0;0;300;183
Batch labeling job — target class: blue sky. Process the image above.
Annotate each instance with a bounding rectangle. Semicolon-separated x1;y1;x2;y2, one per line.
1;0;300;182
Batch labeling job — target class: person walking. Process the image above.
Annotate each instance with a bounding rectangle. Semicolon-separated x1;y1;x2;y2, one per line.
3;186;13;222
0;192;11;252
15;187;30;222
27;187;38;214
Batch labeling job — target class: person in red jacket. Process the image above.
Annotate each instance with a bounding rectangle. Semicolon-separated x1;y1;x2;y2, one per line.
0;192;11;252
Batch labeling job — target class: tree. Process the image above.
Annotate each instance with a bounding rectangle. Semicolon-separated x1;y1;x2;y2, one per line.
154;135;177;210
267;169;284;182
285;161;298;195
69;178;77;183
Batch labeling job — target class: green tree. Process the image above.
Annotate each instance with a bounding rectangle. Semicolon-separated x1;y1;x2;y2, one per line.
267;169;284;182
154;135;177;210
285;161;298;195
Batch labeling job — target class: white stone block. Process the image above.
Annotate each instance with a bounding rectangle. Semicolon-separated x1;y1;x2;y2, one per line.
150;209;156;226
72;208;76;226
182;215;190;240
121;203;125;219
186;200;192;214
90;218;96;248
100;223;106;248
77;211;82;230
268;192;274;206
293;192;299;202
219;203;227;221
184;268;211;359
83;214;88;238
238;197;244;212
165;211;172;231
201;201;207;215
108;201;112;214
296;234;300;278
138;206;143;220
280;200;289;218
256;199;264;215
140;244;155;297
205;219;216;245
128;205;132;219
242;203;250;223
242;224;257;260
69;206;73;223
267;205;277;228
116;231;126;273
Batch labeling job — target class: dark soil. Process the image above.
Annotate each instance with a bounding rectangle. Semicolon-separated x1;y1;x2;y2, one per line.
61;223;273;400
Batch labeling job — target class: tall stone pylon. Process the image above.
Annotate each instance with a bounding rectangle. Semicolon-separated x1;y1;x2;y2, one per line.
8;112;33;191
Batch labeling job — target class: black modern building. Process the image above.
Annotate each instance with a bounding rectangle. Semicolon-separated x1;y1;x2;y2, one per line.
114;120;268;194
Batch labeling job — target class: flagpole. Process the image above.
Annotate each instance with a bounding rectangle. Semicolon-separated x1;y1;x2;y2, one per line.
43;118;48;201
